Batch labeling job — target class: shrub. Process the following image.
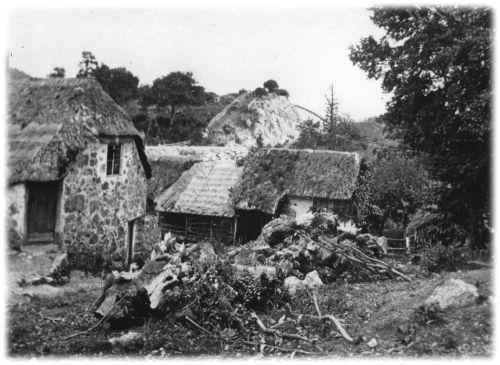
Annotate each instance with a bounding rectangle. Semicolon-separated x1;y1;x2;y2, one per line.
420;243;469;273
263;79;279;92
253;87;267;97
274;88;290;97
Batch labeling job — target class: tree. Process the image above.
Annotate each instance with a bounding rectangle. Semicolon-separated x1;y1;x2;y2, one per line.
263;79;279;92
324;84;341;131
93;64;139;105
76;51;98;78
350;7;491;249
48;67;65;78
149;71;207;125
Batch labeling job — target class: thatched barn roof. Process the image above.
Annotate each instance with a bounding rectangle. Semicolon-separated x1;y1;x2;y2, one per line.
146;155;199;200
155;160;243;217
232;148;361;214
8;78;151;184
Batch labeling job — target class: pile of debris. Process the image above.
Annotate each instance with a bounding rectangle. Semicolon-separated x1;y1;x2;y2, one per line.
61;213;412;355
230;212;408;292
90;213;407;328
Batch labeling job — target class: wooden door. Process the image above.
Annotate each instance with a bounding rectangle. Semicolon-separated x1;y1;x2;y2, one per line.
27;182;59;242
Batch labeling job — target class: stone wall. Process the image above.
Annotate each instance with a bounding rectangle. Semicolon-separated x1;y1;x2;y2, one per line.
7;183;27;249
61;137;147;265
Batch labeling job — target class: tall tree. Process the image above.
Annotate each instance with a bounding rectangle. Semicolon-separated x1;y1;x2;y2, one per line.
324;84;341;131
48;67;65;78
76;51;98;78
149;71;207;125
350;7;492;248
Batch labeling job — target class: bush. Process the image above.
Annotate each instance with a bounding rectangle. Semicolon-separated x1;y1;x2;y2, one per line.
274;88;290;97
253;87;267;97
420;243;469;273
263;79;279;92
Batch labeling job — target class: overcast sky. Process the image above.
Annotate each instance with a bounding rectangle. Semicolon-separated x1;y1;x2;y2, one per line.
7;7;388;120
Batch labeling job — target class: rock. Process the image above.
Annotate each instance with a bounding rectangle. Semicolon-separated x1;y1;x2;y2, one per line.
260;217;297;246
284;276;306;295
302;270;324;290
295;212;315;228
233;264;277;280
207;92;301;147
284;270;323;295
375;236;389;256
425;278;479;309
108;331;143;348
367;338;378;348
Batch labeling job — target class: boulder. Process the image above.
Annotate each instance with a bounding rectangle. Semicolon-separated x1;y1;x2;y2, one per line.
284;270;323;295
284;276;306;295
260;217;297;246
302;270;324;290
425;278;479;309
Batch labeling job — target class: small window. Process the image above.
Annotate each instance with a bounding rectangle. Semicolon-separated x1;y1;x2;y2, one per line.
106;144;121;175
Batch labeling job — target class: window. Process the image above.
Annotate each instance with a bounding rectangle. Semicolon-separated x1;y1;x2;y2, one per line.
106;144;121;175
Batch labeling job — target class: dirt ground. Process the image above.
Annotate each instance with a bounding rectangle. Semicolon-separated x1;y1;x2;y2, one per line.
7;265;492;359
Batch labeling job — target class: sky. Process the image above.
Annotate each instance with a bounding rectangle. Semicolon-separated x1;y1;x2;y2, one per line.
7;7;388;120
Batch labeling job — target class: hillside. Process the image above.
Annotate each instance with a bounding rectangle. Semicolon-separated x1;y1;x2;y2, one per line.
207;91;301;147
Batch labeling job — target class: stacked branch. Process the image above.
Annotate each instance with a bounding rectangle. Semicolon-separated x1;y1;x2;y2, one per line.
299;232;411;282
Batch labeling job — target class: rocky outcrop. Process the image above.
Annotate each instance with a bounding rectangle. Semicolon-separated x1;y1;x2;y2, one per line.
206;92;301;147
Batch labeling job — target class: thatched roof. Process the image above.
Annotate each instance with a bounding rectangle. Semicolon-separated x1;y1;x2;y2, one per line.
155;160;243;217
147;155;198;200
232;148;360;214
8;78;151;184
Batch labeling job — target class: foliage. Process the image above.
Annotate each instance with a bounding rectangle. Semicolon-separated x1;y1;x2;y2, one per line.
420;243;469;273
350;7;492;248
48;67;65;78
76;51;98;78
148;71;208;124
367;150;433;233
263;79;279;92
93;64;139;105
274;88;289;97
253;87;267;97
292;117;367;153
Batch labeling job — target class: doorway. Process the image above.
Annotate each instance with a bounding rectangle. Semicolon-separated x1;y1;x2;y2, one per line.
27;181;59;243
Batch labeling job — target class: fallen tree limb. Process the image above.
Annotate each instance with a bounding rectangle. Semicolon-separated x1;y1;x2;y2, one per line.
185;316;218;338
250;312;314;345
240;340;323;356
301;314;353;342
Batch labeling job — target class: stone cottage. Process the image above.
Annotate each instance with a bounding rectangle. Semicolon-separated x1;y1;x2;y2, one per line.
7;78;151;266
